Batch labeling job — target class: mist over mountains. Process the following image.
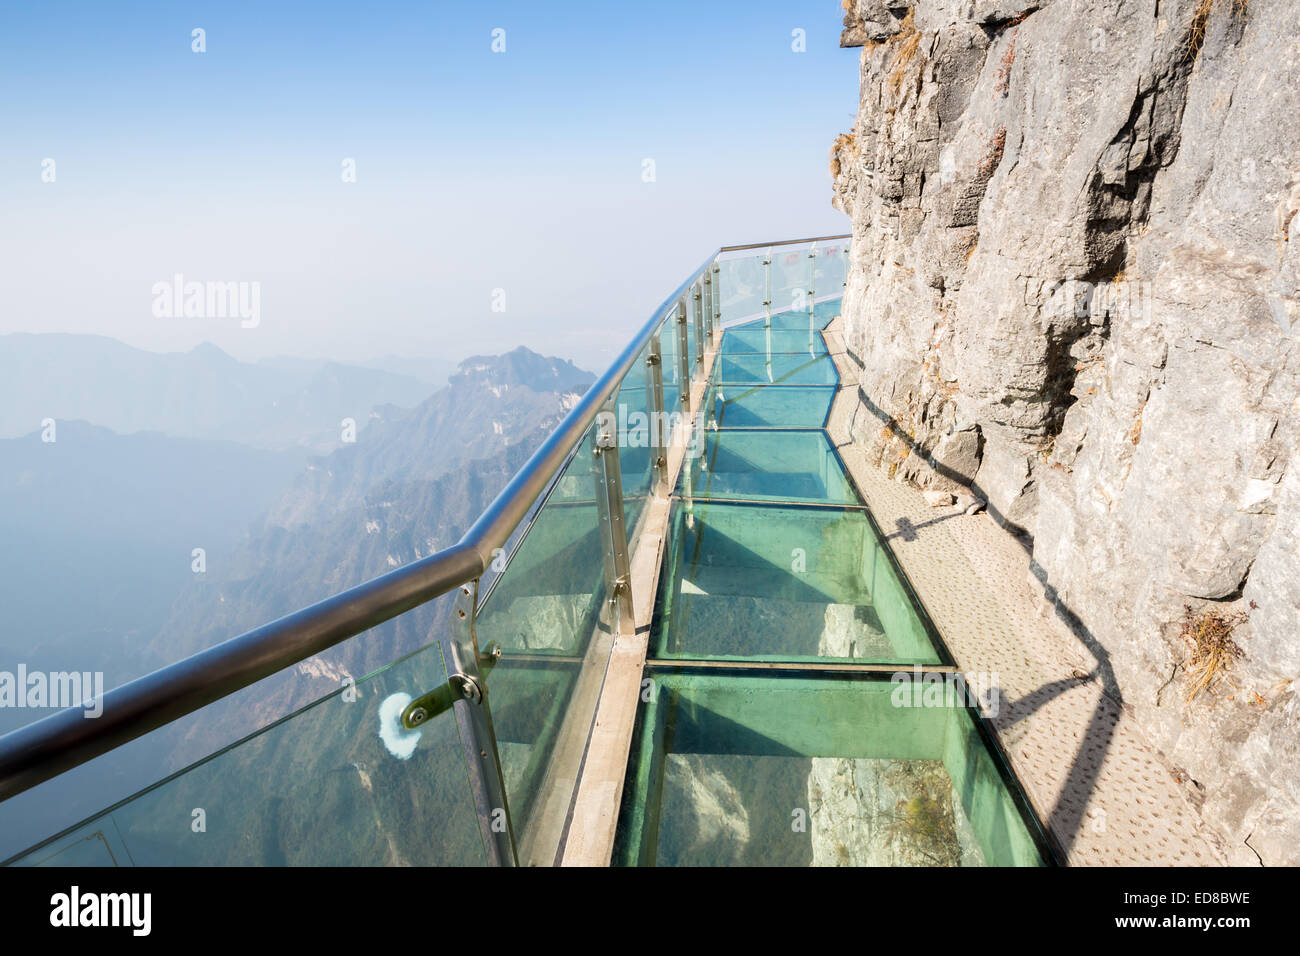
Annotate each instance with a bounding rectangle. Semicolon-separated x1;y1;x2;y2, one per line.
0;335;593;858
0;334;453;453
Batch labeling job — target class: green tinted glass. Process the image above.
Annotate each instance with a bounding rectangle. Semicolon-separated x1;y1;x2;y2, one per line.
703;384;835;429
680;429;858;504
715;352;838;385
660;318;684;417
652;501;943;664
616;342;655;535
720;328;827;356
13;640;488;866
477;433;604;658
615;670;1046;867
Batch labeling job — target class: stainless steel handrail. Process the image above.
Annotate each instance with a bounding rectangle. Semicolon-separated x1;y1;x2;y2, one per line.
718;233;850;253
0;233;849;803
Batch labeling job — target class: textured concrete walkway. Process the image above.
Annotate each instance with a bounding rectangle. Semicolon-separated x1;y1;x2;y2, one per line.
822;318;1230;865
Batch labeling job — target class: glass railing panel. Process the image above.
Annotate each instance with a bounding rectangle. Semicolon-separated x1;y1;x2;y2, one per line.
481;657;579;841
9;639;488;866
715;352;839;386
614;341;655;538
614;669;1048;867
659;316;683;418
814;241;848;300
719;328;828;357
704;384;836;429
686;291;699;385
681;429;858;504
717;252;767;324
651;501;944;665
476;432;604;659
770;246;812;316
474;426;610;861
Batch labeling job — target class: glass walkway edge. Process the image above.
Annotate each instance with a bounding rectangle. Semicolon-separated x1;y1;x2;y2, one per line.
0;236;1056;867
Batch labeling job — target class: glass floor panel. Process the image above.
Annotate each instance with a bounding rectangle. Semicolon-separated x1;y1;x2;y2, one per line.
614;670;1049;867
719;329;828;356
715;352;839;386
730;299;842;332
703;384;836;428
651;501;945;664
680;429;858;504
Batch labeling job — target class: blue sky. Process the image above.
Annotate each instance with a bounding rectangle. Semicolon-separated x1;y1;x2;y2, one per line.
0;1;858;370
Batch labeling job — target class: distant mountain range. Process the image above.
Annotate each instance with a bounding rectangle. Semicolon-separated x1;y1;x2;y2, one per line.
0;336;594;861
0;334;458;452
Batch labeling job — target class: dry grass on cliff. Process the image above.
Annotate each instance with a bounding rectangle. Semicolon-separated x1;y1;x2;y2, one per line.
830;132;856;179
1186;0;1249;62
888;11;922;94
1179;605;1248;701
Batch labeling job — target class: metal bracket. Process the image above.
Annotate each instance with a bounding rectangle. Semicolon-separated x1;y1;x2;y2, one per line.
403;644;500;726
807;241;817;314
763;248;772;320
692;282;705;371
711;262;721;339
675;300;691;413
700;272;713;344
647;338;669;496
593;398;635;631
405;582;516;866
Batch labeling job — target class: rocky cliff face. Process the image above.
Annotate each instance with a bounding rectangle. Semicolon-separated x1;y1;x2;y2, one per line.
832;0;1299;864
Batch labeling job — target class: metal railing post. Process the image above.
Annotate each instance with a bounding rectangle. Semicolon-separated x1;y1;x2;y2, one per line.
702;271;713;345
675;299;691;413
711;262;721;341
436;581;517;866
647;330;668;496
808;241;818;315
692;281;705;376
763;247;772;325
593;398;635;631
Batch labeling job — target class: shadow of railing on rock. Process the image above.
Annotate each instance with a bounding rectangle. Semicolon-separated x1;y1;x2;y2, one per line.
830;366;1123;862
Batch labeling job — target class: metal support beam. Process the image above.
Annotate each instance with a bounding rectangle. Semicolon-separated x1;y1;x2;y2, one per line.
424;581;517;866
701;271;713;344
762;248;772;324
807;241;817;315
646;333;668;496
692;282;705;376
675;299;691;414
711;263;721;341
593;400;635;633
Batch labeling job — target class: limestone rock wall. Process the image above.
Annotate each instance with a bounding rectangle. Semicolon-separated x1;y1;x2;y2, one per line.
832;0;1299;864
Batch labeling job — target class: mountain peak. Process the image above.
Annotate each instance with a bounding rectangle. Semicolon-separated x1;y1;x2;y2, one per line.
187;342;237;363
451;347;592;393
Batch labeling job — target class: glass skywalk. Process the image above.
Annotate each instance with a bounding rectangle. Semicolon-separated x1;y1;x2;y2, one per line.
617;303;1051;867
2;238;1051;870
